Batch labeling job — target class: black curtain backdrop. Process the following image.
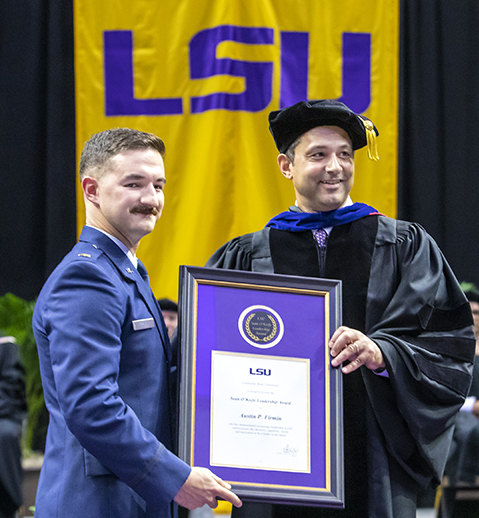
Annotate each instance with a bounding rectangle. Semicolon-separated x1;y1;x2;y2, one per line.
2;0;479;301
398;0;479;289
0;0;76;301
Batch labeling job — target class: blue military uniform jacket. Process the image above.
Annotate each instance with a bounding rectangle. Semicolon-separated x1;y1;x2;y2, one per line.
33;226;190;518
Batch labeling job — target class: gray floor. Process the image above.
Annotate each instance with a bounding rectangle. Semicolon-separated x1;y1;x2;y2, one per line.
191;507;437;517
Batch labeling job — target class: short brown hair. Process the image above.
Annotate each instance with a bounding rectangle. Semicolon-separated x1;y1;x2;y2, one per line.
79;128;165;179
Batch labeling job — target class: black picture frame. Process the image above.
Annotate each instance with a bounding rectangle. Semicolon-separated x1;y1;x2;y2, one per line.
178;266;344;508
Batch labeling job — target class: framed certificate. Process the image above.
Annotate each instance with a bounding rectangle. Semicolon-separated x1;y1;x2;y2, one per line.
177;266;344;508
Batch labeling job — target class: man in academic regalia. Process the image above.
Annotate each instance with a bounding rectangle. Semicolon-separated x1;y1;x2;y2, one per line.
206;100;476;518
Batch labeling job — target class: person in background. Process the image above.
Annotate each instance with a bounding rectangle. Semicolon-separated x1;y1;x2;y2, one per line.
459;283;479;411
0;333;27;518
158;298;178;339
440;283;479;516
32;128;241;518
207;100;475;518
462;283;479;351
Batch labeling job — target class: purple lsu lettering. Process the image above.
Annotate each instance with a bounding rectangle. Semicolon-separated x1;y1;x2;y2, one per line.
249;367;271;376
103;25;371;116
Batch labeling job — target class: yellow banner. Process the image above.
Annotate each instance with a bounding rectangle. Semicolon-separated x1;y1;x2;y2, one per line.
74;0;399;300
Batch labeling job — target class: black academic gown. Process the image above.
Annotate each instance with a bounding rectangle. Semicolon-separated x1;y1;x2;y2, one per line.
206;214;475;518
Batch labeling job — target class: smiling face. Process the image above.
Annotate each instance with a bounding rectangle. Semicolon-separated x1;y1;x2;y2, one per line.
82;148;166;252
278;125;355;213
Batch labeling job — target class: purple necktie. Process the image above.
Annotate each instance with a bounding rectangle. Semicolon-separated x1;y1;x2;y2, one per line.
314;228;328;248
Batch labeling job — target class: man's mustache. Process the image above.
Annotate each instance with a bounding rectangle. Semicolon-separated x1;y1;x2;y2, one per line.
130;205;160;216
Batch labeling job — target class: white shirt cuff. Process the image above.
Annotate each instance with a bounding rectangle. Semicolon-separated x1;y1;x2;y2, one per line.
461;396;476;413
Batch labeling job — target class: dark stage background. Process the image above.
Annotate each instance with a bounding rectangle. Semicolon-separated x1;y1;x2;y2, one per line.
2;0;479;301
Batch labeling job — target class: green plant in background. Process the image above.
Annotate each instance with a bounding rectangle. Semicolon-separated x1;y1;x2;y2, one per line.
0;293;44;453
460;281;479;297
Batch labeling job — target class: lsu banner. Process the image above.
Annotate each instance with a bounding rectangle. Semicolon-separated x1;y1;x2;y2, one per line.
74;0;399;300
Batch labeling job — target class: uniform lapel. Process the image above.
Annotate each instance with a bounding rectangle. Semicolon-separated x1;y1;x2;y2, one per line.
131;262;171;361
78;227;171;361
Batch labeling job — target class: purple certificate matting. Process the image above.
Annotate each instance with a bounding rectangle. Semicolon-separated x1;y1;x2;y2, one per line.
178;266;343;508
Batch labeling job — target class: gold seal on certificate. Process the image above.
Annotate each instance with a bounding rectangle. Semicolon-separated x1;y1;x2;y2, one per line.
238;305;284;349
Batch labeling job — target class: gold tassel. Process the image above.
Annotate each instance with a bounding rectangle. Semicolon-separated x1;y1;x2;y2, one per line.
361;118;379;161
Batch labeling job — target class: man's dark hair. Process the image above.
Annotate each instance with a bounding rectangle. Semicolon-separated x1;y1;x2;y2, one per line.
284;135;302;164
461;282;479;303
157;298;178;312
79;128;166;179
